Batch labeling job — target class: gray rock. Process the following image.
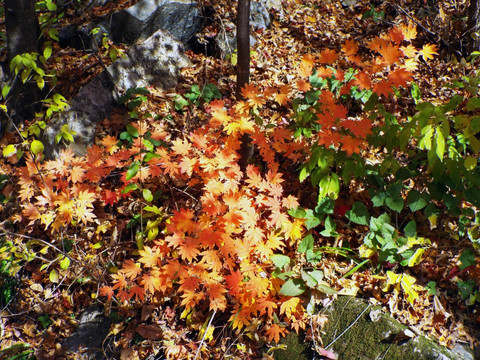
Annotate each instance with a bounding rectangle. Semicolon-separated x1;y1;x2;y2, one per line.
43;29;190;159
109;0;203;46
312;296;475;360
61;306;111;360
57;0;203;51
58;23;109;51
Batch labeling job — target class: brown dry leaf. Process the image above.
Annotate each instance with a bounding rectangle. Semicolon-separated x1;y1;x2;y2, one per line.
135;324;163;340
120;348;141;360
141;305;156;322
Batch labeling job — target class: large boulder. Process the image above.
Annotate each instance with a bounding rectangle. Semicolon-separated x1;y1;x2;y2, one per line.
109;0;203;46
60;306;112;360
58;0;203;50
273;296;476;360
42;29;190;159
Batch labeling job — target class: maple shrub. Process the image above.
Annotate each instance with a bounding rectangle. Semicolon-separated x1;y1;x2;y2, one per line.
3;20;480;354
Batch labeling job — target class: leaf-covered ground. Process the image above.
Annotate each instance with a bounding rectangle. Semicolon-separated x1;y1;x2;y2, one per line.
1;0;480;359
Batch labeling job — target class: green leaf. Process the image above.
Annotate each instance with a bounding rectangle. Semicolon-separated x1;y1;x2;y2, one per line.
464;156;477;171
304;209;322;230
465;188;480;207
30;140;44;155
270;254;291;269
404;220;417;238
427;281;437;295
126;124;139;138
467;97;480;111
299;166;309;183
43;46;52;61
301;270;318;288
298;234;314;253
385;196;404;213
320;216;339;237
121;183;138;194
174;95;189;110
459;248;476;270
144;205;162;215
142;189;153;202
346;202;369;225
410;82;421;103
279;278;306;296
126;162;139;181
49;269;59;283
60;256;70;270
315;197;334;214
49;28;59;41
288;207;306;218
435;127;445;160
3;144;16;157
407;190;428;212
371;191;387;207
316;283;337;295
2;85;11;98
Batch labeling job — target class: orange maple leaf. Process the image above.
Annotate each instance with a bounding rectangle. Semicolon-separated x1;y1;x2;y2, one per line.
296;79;311;92
373;79;394;98
355;71;372;90
140;273;159;294
130;285;145;302
121;259;142;280
388;68;412;88
318;49;338;64
101;135;119;154
257;297;278;318
265;323;289;343
207;283;227;311
342;39;358;56
171;138;192;156
99;286;115;300
171;209;195;232
387;26;404;45
178;237;200;262
225;270;243;297
298;53;314;78
112;272;128;290
340;135;365;156
378;43;403;66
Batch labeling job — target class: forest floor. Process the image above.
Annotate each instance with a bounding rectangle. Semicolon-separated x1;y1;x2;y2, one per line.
1;0;480;359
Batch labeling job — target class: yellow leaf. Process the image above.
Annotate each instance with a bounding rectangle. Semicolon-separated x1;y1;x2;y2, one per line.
407;248;425;267
419;44;438;61
49;269;59;283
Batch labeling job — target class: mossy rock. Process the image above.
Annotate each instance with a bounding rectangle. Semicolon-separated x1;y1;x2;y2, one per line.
273;331;315;360
273;297;474;360
320;296;473;360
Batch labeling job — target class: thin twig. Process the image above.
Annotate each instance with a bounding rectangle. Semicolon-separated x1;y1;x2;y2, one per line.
194;310;216;360
325;303;371;350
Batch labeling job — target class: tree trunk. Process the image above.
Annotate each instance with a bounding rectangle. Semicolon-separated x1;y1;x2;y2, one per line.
236;0;253;170
467;0;480;53
4;0;42;126
5;0;39;63
236;0;250;100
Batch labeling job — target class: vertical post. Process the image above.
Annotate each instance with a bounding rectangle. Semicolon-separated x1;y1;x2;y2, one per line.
236;0;250;100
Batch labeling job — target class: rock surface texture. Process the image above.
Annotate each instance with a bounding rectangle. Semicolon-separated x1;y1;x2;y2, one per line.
42;29;190;158
273;296;476;360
